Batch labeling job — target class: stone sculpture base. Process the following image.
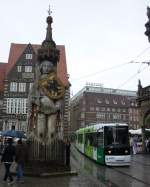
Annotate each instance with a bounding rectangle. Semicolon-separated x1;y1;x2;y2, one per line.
23;137;72;176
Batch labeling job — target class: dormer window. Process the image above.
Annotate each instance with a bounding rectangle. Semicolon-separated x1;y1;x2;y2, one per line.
25;54;32;59
25;66;32;72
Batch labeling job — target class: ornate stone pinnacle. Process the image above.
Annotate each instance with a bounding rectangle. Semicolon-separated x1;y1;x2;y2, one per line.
37;8;60;66
48;5;52;16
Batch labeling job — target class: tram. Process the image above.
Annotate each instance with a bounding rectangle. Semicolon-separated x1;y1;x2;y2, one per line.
75;123;131;166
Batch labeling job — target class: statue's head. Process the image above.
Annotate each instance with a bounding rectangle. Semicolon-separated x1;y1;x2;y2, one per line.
39;60;54;74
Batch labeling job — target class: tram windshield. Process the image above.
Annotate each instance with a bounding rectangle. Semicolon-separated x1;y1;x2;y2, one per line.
104;126;129;146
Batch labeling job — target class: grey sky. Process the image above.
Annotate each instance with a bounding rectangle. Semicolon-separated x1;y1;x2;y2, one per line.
0;0;150;95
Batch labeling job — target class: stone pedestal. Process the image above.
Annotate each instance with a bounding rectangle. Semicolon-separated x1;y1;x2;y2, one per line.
24;138;71;175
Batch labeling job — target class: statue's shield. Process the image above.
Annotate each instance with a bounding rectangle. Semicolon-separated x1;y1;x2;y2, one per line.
38;72;65;100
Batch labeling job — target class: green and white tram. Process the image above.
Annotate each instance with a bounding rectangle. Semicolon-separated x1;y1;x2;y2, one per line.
75;123;130;166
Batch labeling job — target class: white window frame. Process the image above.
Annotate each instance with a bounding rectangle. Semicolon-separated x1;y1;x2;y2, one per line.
96;107;99;111
113;99;117;105
25;66;32;72
81;113;85;119
10;82;17;92
29;83;33;90
97;99;102;104
6;98;27;114
17;66;22;72
18;83;26;92
25;54;32;59
105;99;109;104
121;100;125;105
96;112;105;119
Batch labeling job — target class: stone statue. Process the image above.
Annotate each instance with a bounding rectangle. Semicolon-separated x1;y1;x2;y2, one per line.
27;11;65;146
28;59;65;143
26;9;70;166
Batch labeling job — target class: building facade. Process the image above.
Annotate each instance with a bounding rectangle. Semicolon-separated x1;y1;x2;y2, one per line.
2;44;37;131
137;80;150;129
70;83;139;133
0;43;70;136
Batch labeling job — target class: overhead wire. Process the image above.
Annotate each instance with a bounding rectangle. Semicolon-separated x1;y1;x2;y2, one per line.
137;61;144;74
115;46;150;89
70;46;150;82
130;46;150;61
71;62;130;81
116;65;148;89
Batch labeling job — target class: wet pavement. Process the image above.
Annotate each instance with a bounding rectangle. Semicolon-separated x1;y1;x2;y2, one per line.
0;146;150;187
0;165;105;187
0;154;105;187
71;146;150;187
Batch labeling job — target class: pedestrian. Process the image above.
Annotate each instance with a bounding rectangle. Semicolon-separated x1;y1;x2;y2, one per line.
147;138;150;153
145;138;149;153
1;138;15;185
15;139;27;183
129;136;133;154
132;136;137;155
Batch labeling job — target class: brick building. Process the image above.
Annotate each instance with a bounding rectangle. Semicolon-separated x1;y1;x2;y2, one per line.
70;83;139;133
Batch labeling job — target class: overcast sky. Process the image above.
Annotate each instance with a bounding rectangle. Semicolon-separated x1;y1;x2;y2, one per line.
0;0;150;95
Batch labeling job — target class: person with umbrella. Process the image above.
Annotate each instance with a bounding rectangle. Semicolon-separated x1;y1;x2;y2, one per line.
1;138;15;185
0;130;26;139
15;139;27;183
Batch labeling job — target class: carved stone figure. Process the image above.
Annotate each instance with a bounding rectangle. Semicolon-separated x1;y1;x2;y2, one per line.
27;13;65;144
28;60;64;143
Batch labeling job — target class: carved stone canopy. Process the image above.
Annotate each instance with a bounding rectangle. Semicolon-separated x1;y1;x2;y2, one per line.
37;16;60;66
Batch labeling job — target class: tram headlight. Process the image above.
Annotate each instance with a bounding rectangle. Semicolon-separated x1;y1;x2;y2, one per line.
125;150;128;154
108;150;112;154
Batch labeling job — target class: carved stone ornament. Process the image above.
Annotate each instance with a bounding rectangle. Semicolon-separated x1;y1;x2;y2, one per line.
38;72;65;100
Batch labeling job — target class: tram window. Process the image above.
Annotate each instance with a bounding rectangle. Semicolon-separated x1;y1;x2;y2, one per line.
104;126;129;146
78;134;83;143
93;133;98;147
86;132;104;147
97;132;103;147
116;127;129;145
85;133;93;146
104;127;113;146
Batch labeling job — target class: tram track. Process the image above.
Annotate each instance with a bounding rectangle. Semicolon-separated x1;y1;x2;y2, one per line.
71;146;119;187
71;145;150;187
132;159;150;166
110;166;150;186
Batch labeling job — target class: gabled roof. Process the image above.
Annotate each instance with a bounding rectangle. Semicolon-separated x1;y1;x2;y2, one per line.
6;43;69;87
0;63;7;92
6;43;40;76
